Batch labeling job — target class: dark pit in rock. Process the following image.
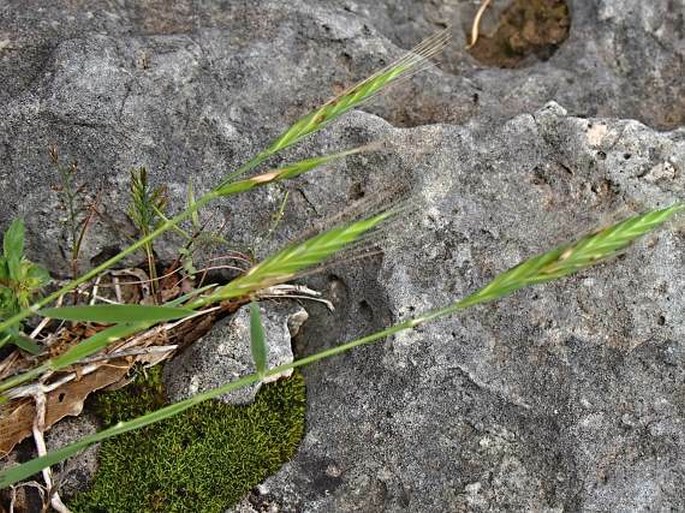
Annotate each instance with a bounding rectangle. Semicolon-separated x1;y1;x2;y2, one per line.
467;0;571;68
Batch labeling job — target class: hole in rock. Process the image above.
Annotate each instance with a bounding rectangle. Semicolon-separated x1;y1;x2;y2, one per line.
467;0;571;68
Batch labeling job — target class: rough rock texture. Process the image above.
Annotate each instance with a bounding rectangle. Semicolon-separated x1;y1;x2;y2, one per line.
343;0;685;129
45;414;100;498
163;302;305;405
1;1;685;512
248;105;685;513
2;0;684;276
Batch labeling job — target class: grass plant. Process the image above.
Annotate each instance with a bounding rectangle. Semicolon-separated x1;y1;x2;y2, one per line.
128;167;169;302
0;29;681;512
1;203;680;489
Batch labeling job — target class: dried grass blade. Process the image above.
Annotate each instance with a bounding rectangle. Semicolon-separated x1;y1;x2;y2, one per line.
0;324;145;398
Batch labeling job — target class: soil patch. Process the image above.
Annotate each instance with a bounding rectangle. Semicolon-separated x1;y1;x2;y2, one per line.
468;0;571;68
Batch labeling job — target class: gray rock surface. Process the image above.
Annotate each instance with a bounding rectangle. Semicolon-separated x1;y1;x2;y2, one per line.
250;105;685;513
2;0;684;276
1;1;685;512
45;414;100;499
164;302;305;405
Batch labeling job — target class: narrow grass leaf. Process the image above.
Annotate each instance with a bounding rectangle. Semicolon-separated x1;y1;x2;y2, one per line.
250;301;267;377
9;334;41;355
48;322;147;370
0;333;10;350
187;180;201;229
0;364;49;399
0;287;214;395
39;304;194;323
3;218;24;280
0;323;146;395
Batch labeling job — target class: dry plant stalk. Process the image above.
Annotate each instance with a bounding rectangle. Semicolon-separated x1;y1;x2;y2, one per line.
467;0;494;48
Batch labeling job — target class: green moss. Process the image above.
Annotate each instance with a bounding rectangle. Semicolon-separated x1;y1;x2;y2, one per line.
69;369;306;513
92;365;167;427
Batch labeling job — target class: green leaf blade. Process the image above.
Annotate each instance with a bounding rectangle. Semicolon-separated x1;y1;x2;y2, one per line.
3;219;25;280
7;333;42;355
250;301;268;377
49;323;146;370
40;304;194;323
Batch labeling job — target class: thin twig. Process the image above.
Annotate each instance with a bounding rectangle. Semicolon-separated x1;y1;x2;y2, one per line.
261;293;335;311
31;295;63;340
89;274;102;306
467;0;493;49
88;295;121;305
30;388;72;513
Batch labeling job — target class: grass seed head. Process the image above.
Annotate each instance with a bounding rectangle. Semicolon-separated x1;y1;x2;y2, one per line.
206;211;394;302
261;30;450;157
461;203;684;307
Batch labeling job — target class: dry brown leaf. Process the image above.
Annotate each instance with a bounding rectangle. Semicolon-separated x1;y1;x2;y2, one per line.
0;362;129;457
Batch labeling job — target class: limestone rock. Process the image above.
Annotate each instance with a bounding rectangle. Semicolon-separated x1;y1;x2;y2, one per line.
1;1;684;512
163;303;304;405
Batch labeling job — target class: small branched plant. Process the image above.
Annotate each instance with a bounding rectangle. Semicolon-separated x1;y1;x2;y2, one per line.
50;146;98;279
251;188;290;258
170;179;234;283
128;166;169;302
0;219;50;354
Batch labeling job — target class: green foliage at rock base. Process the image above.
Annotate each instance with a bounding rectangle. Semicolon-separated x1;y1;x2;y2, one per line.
90;365;167;427
0;218;50;353
69;369;306;513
